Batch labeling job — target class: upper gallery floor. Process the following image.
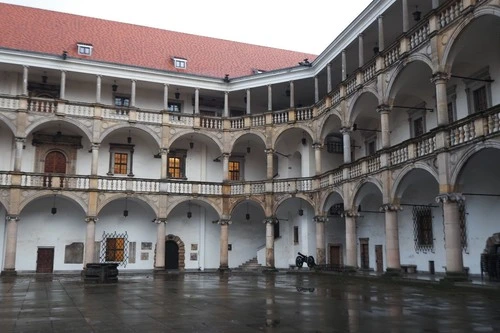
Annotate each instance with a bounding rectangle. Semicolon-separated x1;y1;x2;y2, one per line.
0;0;498;184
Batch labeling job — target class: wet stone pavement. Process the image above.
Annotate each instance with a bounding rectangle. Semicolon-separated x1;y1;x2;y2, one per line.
0;273;500;333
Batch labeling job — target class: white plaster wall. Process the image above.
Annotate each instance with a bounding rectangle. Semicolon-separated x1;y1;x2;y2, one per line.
133;86;163;110
325;217;346;263
16;197;86;271
0;71;20;95
356;212;385;270
228;208;266;267
75;147;92;175
65;80;96;104
0;206;6;271
320;151;343;173
0;124;13;171
20;134;36;173
96;200;156;270
244;148;266;181
185;143;223;182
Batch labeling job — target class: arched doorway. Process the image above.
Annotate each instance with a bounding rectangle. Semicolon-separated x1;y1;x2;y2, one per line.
165;240;179;269
44;151;66;173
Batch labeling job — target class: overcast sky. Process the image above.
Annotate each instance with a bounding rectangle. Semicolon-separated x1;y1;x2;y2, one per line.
1;0;373;55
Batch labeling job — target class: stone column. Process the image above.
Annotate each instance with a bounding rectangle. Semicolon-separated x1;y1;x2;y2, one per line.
267;85;272;111
90;143;99;176
343;210;358;269
160;148;168;179
154;219;167;269
130;80;136;107
432;72;450;126
313;143;322;175
378;16;385;51
314;76;319;103
327;63;332;92
380;204;401;274
341;50;347;81
163;84;169;110
223;91;229;117
60;71;66;100
377;105;391;149
194;88;200;114
22;66;28;96
289;81;294;108
358;34;364;67
2;215;19;275
402;0;409;33
265;148;274;179
436;193;465;276
246;89;251;115
222;153;230;181
264;217;277;269
96;75;102;104
341;127;352;164
218;219;231;271
14;138;25;172
314;216;328;265
83;217;97;266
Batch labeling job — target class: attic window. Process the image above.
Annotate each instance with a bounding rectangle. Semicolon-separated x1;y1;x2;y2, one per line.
77;43;93;56
253;69;266;74
173;57;187;69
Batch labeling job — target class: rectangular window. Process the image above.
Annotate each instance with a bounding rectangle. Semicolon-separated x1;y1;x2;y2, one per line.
413;206;433;252
294;226;299;244
366;138;376;156
274;220;280;239
115;96;130;107
105;238;124;262
173;58;187;69
168;102;181;112
77;44;93;56
473;86;488;112
229;161;240;181
465;67;491;114
168;157;182;178
447;102;455;123
113;152;128;175
413;117;424;137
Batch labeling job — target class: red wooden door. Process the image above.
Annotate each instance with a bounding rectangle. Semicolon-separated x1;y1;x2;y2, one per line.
36;248;54;273
329;245;342;265
44;151;66;173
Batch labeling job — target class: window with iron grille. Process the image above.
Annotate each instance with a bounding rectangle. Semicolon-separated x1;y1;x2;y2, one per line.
329;203;344;217
100;231;129;267
106;238;125;261
413;205;434;253
459;201;468;253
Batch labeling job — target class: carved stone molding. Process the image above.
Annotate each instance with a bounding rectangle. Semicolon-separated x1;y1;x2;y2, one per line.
85;216;99;223
153;218;167;224
218;219;232;226
340;210;360;218
379;204;402;212
263;216;278;225
5;215;20;222
313;215;328;223
431;72;451;84
435;193;465;204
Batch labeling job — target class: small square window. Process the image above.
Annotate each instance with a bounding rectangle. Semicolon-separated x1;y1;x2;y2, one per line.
77;44;93;56
173;57;187;69
168;102;181;112
115;96;130;107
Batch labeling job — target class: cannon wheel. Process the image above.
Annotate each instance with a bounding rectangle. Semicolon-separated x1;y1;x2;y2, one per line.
296;256;304;268
307;256;315;268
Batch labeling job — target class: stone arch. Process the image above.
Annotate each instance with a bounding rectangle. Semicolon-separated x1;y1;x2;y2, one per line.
442;6;500;71
165;197;222;218
272;125;316;148
385;55;435;103
0;114;16;135
350;177;383;209
96;193;158;216
347;87;381;125
391;162;439;200
273;194;314;214
169;130;223;153
19;191;87;215
99;123;161;148
25;117;92;143
164;234;185;270
319;187;344;214
451;141;500;188
319;112;344;143
228;131;267;153
229;197;265;216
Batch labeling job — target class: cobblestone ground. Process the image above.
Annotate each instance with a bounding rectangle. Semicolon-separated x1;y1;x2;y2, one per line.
0;273;499;332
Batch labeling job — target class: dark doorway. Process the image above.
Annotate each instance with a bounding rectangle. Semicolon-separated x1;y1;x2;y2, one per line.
375;245;383;272
329;244;342;265
165;240;179;269
36;247;54;273
360;238;369;270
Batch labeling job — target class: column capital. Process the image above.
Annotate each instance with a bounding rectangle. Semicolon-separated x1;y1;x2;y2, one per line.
436;193;465;204
160;148;169;155
5;215;20;222
263;217;278;225
376;104;391;114
379;204;402;212
163;83;169;87
153;218;168;224
313;215;328;223
91;142;100;149
340;127;351;135
264;148;274;155
85;216;98;223
312;143;322;150
15;137;26;143
222;152;231;158
341;210;359;218
131;79;136;83
218;219;232;226
431;72;451;83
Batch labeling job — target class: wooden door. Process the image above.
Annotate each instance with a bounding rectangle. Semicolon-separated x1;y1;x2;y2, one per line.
36;248;54;273
44;151;67;173
165;241;179;269
329;245;342;265
360;239;369;269
375;245;383;272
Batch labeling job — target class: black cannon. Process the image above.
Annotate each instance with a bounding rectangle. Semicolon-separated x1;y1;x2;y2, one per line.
296;252;315;268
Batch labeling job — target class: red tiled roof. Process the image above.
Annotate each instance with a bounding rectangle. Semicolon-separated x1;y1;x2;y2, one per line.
0;3;317;78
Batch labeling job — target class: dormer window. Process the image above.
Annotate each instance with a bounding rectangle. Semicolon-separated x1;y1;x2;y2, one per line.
173;57;187;69
77;43;93;56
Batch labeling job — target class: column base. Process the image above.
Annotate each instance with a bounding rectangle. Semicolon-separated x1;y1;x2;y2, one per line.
383;268;402;277
1;269;17;276
218;267;231;274
440;271;470;283
262;267;279;273
344;265;358;273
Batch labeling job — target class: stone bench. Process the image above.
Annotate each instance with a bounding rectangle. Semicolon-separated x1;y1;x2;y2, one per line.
401;264;417;274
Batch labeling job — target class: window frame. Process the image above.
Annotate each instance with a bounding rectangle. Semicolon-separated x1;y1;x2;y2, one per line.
293;226;299;244
77;43;93;56
365;135;377;156
173;57;187;69
408;104;427;138
108;143;135;177
447;85;457;123
105;237;125;262
167;149;187;179
464;67;492;114
228;154;245;181
168;101;182;112
114;95;131;108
